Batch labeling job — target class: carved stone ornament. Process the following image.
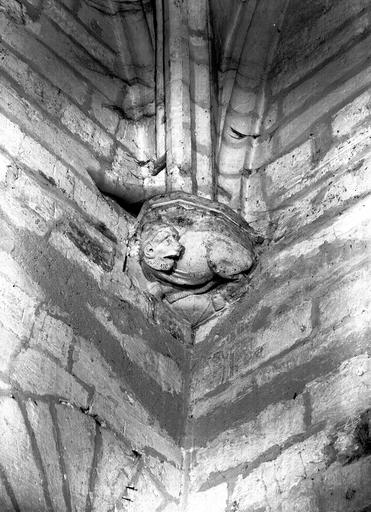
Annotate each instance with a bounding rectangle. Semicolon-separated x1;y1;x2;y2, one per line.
127;192;261;326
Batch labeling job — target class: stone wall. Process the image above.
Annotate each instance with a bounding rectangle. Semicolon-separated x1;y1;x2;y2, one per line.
0;2;190;511
188;1;371;510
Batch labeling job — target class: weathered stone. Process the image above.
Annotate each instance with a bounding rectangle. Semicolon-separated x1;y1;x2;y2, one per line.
308;354;371;427
190;397;305;490
0;14;87;104
0;325;21;374
0;478;14;512
146;455;182;498
13;349;89;406
0;274;40;339
278;64;371;150
282;34;371;116
30;310;74;367
264;141;312;201
332;89;371;138
89;305;183;395
130;191;258;326
92;429;137;512
26;400;68;512
124;470;164;512
56;405;95;512
0;397;47;510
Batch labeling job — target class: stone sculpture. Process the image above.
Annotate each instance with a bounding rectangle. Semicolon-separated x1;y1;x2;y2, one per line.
128;192;261;326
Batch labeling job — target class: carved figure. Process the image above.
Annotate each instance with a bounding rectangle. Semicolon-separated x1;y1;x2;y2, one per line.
129;192;260;325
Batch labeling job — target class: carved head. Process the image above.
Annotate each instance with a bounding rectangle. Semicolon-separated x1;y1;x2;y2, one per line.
139;223;183;272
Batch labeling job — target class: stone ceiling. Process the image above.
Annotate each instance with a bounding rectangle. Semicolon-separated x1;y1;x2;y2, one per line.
87;0;289;213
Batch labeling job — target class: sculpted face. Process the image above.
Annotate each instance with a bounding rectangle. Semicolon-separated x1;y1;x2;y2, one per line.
140;224;183;272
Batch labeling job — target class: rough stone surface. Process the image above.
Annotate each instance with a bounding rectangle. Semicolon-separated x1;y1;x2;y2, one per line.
0;397;47;510
26;400;68;512
0;0;370;511
186;1;371;510
0;2;188;509
56;405;95;512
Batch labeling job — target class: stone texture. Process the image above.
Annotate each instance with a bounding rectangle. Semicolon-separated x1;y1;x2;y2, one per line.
0;479;14;512
0;1;370;511
0;397;47;510
30;310;74;367
190;397;306;490
332;89;371;138
56;405;96;512
92;429;137;512
90;305;183;395
0;325;21;374
26;400;68;512
308;354;371;427
13;349;89;407
124;471;164;512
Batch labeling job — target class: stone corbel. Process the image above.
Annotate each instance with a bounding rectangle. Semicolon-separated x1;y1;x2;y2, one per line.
127;192;262;326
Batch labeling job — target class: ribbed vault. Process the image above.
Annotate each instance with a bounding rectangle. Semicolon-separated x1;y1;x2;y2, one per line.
88;0;289;214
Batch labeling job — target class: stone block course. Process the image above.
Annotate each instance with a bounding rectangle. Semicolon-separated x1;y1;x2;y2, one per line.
0;75;106;172
0;273;40;339
26;13;122;102
56;404;96;512
228;430;371;511
26;399;68;512
0;397;48;510
308;354;371;427
1;0;370;509
332;89;371;137
12;349;90;406
190;397;306;489
30;310;74;367
0;13;88;105
42;0;116;68
0;326;21;375
0;2;188;510
125;470;164;512
90;304;183;395
91;428;138;512
271;0;371;94
278;63;371;151
282;33;371;116
191;299;312;402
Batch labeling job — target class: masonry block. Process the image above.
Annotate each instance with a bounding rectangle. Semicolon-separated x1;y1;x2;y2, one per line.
278;64;371;150
0;15;87;104
0;325;21;374
92;429;137;512
0;397;47;510
90;305;183;395
271;0;370;94
308;354;371;427
146;455;182;499
264;140;312;201
26;400;68;512
0;274;40;339
30;310;74;367
125;471;164;512
27;14;122;101
332;89;371;138
43;0;116;67
13;349;89;406
282;33;371;116
56;404;95;512
190;397;305;490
